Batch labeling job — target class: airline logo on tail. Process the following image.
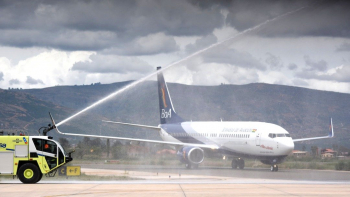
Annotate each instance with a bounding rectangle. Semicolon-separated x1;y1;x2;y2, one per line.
161;109;172;118
161;86;167;108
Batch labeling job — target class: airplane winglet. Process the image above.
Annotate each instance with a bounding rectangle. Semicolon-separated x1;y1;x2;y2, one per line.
293;118;334;142
329;118;334;137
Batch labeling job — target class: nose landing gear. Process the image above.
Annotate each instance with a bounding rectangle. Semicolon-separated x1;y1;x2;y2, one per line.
270;164;278;172
231;158;245;170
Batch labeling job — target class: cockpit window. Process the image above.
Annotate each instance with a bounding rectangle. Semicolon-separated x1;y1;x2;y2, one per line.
268;133;276;138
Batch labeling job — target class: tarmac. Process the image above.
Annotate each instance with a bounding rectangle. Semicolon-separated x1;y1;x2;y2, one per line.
1;166;350;196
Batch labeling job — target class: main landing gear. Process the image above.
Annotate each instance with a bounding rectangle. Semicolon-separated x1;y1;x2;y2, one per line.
185;163;199;169
231;158;245;170
270;164;278;172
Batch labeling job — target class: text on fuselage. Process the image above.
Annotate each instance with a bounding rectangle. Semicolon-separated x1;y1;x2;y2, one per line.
222;128;257;133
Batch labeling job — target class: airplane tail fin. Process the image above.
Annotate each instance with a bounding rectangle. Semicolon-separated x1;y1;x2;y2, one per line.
157;67;183;124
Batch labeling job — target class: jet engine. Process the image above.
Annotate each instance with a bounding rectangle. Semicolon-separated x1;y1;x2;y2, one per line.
177;146;204;165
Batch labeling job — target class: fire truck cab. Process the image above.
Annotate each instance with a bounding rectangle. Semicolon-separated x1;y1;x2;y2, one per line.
0;134;72;183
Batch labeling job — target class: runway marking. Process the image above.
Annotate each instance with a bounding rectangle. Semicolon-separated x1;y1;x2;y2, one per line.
179;184;187;197
259;184;301;197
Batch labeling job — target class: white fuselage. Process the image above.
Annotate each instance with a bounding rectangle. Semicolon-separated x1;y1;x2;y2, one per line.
159;121;294;157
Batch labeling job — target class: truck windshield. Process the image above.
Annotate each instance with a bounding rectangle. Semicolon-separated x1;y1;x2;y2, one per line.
53;140;67;156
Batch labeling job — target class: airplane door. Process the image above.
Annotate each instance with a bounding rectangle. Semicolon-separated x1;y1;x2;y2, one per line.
255;132;261;146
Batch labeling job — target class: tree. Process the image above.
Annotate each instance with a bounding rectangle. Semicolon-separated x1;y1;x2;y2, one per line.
107;139;110;158
332;144;339;156
83;137;91;146
58;138;70;149
311;146;318;157
302;145;306;151
90;138;101;147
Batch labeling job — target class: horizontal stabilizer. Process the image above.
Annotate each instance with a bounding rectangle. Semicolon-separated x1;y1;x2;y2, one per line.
102;120;160;131
293;118;334;142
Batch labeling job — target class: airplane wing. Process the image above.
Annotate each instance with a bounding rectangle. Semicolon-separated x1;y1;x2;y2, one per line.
47;114;217;149
293;118;334;142
54;126;218;149
102;120;161;131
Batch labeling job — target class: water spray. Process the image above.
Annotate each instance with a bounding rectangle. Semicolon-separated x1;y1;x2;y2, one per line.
56;5;308;127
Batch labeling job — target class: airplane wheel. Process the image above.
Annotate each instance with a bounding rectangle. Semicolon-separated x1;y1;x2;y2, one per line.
270;165;278;172
231;159;238;169
238;159;245;170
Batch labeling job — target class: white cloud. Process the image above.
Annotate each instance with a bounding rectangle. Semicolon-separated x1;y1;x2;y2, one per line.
72;53;154;74
104;32;179;56
0;50;93;89
304;55;328;71
306;79;350;93
163;63;260;86
265;52;283;71
26;76;44;85
9;79;20;85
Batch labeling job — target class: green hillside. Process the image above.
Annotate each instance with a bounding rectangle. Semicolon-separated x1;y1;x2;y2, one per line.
1;81;349;149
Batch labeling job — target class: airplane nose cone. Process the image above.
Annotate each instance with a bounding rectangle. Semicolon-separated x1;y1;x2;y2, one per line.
280;139;294;154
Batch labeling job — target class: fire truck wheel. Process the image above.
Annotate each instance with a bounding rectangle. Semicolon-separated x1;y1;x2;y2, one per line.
18;163;41;184
35;172;43;183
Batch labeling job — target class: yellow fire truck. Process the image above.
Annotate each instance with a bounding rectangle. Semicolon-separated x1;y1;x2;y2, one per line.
0;130;73;183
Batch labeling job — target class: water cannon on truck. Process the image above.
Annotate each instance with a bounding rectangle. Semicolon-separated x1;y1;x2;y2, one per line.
0;113;73;183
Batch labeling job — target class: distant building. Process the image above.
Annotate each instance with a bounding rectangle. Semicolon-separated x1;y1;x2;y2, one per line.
292;150;308;157
321;148;337;158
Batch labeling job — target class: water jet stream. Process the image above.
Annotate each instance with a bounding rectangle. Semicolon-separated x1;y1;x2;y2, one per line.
56;6;307;127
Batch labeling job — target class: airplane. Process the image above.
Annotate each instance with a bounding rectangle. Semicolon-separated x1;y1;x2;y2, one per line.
50;66;334;172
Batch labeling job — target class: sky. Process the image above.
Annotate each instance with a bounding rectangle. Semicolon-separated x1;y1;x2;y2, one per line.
0;0;350;93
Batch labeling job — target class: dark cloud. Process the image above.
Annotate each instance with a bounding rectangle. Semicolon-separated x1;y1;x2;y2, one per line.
0;0;348;53
9;79;20;85
202;48;266;71
0;0;224;51
304;55;328;71
187;0;232;9
336;42;350;51
103;33;179;56
26;76;44;85
0;72;3;81
265;53;283;71
185;34;218;54
288;63;298;70
72;54;153;74
226;0;350;38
